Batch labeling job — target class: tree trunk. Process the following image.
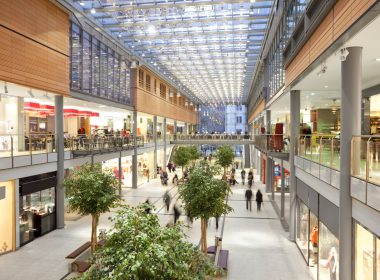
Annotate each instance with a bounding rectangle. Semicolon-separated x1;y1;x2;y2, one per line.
223;166;227;180
200;218;207;254
91;213;99;252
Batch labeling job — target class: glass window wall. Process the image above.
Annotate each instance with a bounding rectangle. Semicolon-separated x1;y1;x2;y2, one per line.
296;200;309;261
355;223;374;280
70;22;131;105
318;222;339;280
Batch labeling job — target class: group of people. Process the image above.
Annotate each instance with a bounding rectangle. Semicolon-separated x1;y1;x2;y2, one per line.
245;188;263;212
229;168;254;187
166;161;176;172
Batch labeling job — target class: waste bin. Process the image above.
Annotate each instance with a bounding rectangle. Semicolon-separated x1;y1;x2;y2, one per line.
215;235;222;249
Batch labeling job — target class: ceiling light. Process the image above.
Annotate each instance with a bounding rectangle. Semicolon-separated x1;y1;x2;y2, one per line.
90;7;96;14
311;92;315;96
376;58;380;62
147;25;157;34
4;82;8;94
79;1;85;6
27;89;34;98
324;85;329;88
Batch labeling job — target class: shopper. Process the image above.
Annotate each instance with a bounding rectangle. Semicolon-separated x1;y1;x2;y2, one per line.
326;247;338;280
245;187;253;211
241;169;246;185
256;189;263;212
163;191;171;212
172;173;179;185
173;203;182;224
167;162;173;173
144;199;152;214
215;216;220;230
248;170;254;188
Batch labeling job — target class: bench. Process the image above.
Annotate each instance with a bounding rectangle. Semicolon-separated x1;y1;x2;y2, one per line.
217;249;229;270
72;260;90;273
66;242;91;259
207;246;217;254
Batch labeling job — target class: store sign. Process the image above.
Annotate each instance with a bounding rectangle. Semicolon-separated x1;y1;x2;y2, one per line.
0;186;5;200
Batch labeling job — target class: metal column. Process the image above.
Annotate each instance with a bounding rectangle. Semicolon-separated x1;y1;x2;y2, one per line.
265;110;271;193
289;90;300;241
163;118;167;170
132;111;138;189
339;47;362;280
153;116;158;178
244;144;250;169
280;159;285;220
55;95;65;229
174;120;177;140
118;156;122;195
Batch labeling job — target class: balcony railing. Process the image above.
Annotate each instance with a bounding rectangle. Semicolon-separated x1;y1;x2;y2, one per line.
296;134;340;170
254;134;290;153
175;133;252;141
351;135;380;186
0;133;146;164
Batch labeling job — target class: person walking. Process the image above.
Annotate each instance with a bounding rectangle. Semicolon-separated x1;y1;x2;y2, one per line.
163;191;171;212
167;162;173;173
144;199;152;214
245;187;253;211
173;203;181;224
241;169;246;185
248;170;254;188
256;189;263;212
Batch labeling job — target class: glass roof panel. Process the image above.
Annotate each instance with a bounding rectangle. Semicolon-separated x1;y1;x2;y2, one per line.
72;0;274;104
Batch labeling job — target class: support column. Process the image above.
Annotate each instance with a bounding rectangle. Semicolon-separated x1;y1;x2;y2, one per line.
184;122;187;135
244;144;250;168
271;159;275;201
265;110;271;193
132;111;138;189
339;46;362;280
174;120;177;140
289;90;300;241
17;97;25;151
163;118;167;171
280;159;285;220
118;155;122;195
55;95;65;229
265;157;272;193
153;116;158;178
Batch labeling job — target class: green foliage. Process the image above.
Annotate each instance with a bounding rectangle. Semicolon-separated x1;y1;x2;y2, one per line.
64;164;120;216
215;145;235;169
79;205;219;280
187;146;201;161
172;146;191;170
179;162;232;220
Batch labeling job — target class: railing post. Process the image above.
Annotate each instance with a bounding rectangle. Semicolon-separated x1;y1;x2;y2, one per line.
366;138;370;204
29;136;32;165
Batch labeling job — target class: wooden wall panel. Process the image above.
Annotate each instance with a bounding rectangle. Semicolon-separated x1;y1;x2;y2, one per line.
248;99;265;123
0;0;69;96
132;67;197;123
285;0;376;87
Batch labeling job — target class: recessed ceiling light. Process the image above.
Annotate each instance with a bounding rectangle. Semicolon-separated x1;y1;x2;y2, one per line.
90;7;96;14
324;85;328;88
311;92;315;96
79;1;85;6
376;58;380;62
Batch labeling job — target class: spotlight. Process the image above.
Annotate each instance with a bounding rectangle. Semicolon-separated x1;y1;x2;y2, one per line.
4;82;8;94
317;63;327;77
79;1;85;6
340;48;349;61
27;89;34;98
90;7;96;14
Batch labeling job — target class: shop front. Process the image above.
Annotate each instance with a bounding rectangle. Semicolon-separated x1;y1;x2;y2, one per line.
102;157;133;188
0;180;15;254
19;173;56;246
136;113;153;142
295;179;340;280
137;152;154;185
354;222;380;280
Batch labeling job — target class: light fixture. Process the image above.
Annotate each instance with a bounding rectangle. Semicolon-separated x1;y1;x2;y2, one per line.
339;47;349;62
4;82;8;94
27;89;34;98
79;1;85;6
147;25;157;34
317;63;327;77
376;58;380;62
90;6;96;14
324;85;329;88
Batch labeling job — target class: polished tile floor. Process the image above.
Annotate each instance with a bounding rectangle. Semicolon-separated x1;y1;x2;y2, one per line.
0;175;313;280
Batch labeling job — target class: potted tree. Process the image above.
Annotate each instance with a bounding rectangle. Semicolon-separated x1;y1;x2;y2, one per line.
64;163;120;252
179;162;232;254
188;145;201;169
215;145;235;180
172;146;191;177
80;204;219;279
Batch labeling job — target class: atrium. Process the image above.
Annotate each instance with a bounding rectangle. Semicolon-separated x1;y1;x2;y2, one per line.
0;0;380;280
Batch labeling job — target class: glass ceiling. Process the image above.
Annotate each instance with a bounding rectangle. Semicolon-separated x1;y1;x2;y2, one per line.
72;0;273;105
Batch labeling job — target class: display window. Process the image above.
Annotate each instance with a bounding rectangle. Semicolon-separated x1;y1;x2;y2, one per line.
318;222;339;280
0;180;15;254
296;200;309;261
355;223;374;280
19;187;56;246
137;153;154;185
102;157;133;188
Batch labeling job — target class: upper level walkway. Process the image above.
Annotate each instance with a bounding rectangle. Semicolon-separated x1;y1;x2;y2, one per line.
0;175;314;280
170;134;255;145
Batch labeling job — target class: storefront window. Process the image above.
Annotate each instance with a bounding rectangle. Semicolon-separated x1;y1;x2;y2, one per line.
0;181;15;254
71;24;81;90
355;223;374;280
19;187;56;246
82;31;91;93
318;222;339;280
296;200;309;261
